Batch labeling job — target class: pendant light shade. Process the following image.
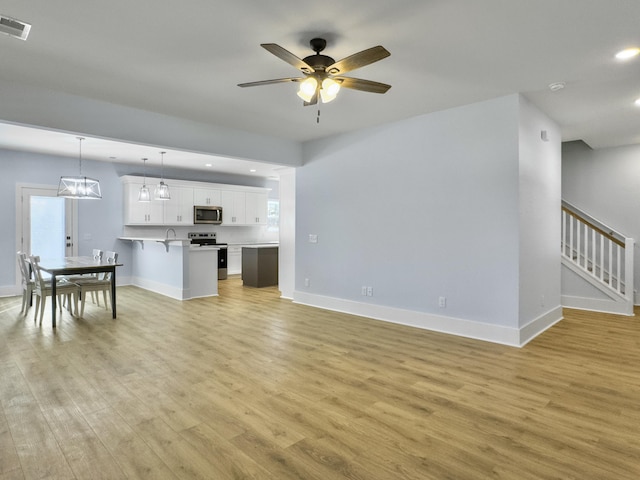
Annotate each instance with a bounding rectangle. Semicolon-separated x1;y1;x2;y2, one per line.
57;137;102;199
154;151;170;200
138;158;150;202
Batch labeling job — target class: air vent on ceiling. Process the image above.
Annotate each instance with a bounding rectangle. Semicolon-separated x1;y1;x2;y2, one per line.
0;15;31;40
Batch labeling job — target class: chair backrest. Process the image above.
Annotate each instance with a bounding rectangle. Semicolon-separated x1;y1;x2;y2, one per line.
101;251;118;280
29;255;46;289
105;251;118;263
17;251;31;286
93;249;104;261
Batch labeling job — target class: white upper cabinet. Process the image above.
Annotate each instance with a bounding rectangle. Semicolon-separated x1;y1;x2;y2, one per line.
221;190;246;225
193;187;222;206
123;180;164;225
245;192;268;225
162;185;194;225
121;176;269;227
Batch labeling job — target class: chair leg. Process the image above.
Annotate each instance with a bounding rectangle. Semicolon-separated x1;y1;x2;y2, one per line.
39;295;46;324
33;295;40;322
20;291;27;314
80;292;86;318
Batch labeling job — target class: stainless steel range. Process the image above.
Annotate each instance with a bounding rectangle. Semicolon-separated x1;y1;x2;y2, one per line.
188;232;228;280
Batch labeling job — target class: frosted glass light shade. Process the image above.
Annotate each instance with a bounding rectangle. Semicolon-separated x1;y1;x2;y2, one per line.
320;78;340;103
297;77;318;102
138;184;150;202
154;181;170;200
57;176;102;199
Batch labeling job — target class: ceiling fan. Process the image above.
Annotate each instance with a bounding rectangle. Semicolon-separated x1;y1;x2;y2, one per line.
238;38;391;106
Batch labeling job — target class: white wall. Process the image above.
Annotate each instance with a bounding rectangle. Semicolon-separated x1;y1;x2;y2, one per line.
294;94;561;345
278;168;296;299
0;78;301;167
562;140;640;303
517;96;562;327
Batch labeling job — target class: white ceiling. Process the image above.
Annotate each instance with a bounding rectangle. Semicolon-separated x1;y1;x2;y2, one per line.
0;0;639;174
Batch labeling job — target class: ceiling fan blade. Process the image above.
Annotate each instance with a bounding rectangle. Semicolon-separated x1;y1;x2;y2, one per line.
334;77;391;94
261;43;315;73
326;46;390;75
237;77;302;88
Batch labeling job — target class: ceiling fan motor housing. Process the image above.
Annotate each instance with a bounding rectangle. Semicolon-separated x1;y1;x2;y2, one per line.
302;54;335;74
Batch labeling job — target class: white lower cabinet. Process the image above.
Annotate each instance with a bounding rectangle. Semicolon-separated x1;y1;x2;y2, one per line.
227;245;242;275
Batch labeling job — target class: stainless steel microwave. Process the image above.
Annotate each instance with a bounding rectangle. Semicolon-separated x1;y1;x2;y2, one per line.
194;205;222;224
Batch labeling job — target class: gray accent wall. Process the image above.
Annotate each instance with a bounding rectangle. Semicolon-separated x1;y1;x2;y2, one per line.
296;94;561;335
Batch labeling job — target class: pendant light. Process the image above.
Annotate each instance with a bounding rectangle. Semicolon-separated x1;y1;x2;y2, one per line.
57;137;102;199
154;151;170;200
138;158;150;202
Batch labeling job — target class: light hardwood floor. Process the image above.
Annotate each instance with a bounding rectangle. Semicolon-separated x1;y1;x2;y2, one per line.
1;277;640;479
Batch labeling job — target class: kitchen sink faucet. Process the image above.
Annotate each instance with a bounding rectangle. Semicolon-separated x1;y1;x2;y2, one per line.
165;228;176;239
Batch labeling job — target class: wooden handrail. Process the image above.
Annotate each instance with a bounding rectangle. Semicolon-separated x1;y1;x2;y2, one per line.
561;206;625;247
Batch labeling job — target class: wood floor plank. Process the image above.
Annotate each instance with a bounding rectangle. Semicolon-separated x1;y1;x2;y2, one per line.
2;278;640;479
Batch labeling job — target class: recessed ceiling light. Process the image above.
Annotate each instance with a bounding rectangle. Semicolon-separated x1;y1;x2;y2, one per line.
615;48;640;60
249;169;257;173
205;163;212;167
548;82;565;92
635;98;640;106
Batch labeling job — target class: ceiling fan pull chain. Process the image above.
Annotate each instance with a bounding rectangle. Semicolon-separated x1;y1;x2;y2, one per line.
317;107;321;124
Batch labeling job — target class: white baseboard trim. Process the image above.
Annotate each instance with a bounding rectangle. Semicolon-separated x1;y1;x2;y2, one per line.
562;294;635;316
0;285;20;298
518;306;564;346
131;276;190;301
293;291;562;347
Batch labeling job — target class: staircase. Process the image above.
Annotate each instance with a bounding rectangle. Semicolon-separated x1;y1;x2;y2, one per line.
561;201;634;316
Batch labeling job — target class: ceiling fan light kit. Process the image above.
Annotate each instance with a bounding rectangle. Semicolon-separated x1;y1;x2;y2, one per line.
238;37;390;108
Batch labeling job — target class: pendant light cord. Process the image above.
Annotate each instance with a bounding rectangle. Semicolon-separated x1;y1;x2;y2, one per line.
77;136;85;176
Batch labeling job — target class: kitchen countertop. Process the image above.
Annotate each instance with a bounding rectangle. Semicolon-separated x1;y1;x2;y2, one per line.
241;245;279;249
189;245;221;251
228;242;279;246
118;236;191;243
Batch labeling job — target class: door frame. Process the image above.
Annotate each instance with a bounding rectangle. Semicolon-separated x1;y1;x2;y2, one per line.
15;182;78;288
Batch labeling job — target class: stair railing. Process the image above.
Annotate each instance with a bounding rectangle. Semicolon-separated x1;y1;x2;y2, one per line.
561;201;634;301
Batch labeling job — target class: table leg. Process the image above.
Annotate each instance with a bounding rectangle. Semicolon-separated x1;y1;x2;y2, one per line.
51;274;57;328
111;267;117;318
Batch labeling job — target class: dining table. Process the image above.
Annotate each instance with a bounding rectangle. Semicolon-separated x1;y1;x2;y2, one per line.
37;256;123;327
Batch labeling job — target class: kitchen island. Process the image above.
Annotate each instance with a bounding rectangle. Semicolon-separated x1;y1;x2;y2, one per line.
118;237;219;299
241;245;278;287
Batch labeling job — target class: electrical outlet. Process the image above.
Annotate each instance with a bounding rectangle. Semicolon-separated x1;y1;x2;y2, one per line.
361;286;368;296
308;234;318;243
367;286;373;297
304;278;310;287
438;296;446;308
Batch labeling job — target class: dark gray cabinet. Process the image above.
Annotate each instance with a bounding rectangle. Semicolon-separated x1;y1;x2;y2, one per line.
241;246;278;287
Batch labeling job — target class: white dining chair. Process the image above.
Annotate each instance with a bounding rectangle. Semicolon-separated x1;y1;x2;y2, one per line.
17;251;35;314
75;251;118;318
61;248;104;306
29;255;79;324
